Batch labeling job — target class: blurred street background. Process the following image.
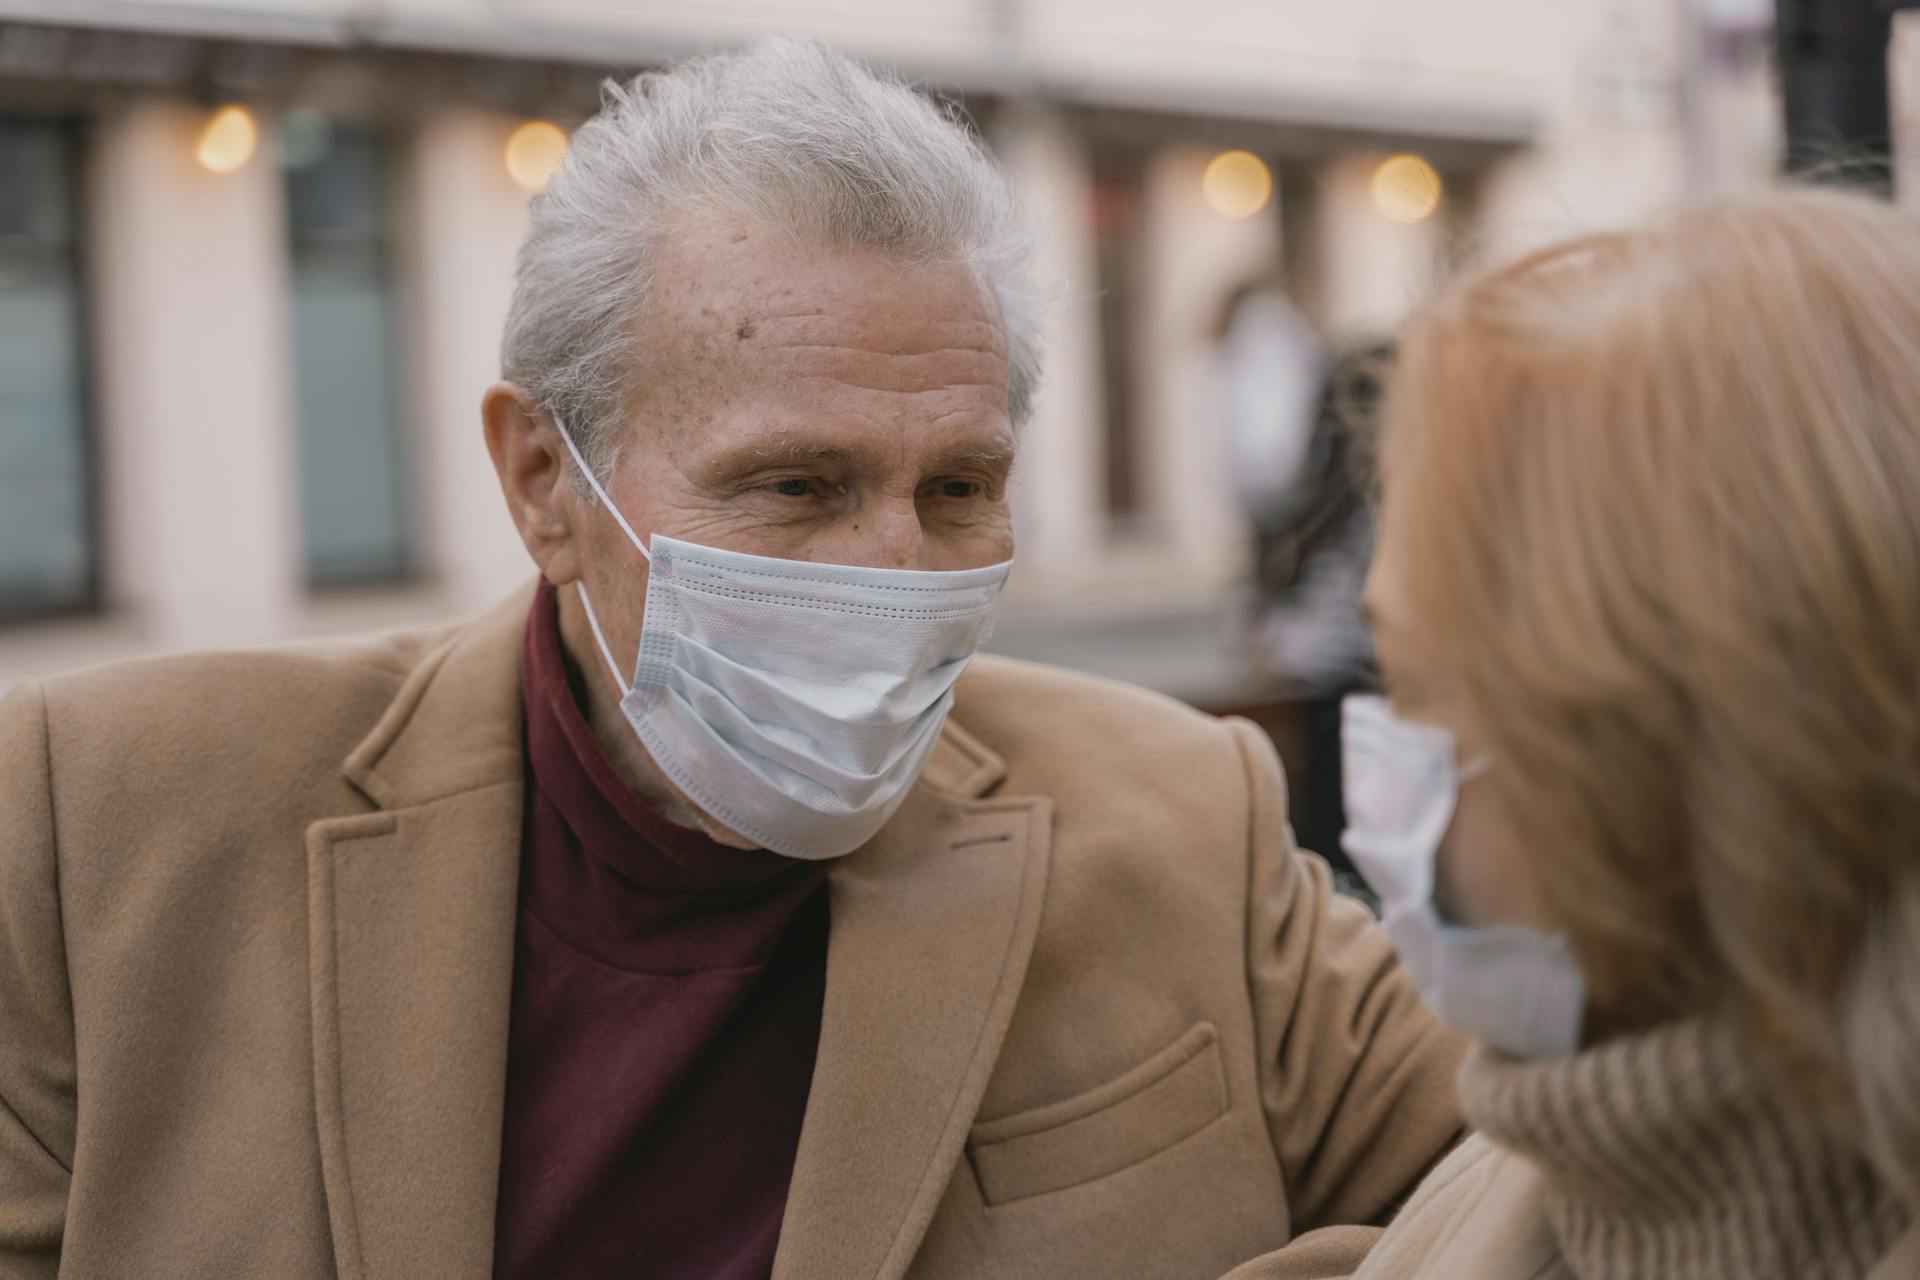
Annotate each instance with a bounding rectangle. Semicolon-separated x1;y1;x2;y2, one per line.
1;0;1917;846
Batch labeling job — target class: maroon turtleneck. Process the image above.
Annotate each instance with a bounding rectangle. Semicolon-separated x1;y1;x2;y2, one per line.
491;580;831;1280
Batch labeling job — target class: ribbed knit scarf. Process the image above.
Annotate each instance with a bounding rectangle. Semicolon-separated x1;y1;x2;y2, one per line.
1458;1018;1908;1279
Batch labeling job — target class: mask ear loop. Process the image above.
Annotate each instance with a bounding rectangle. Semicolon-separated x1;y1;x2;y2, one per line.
573;583;632;699
552;411;648;699
552;412;652;564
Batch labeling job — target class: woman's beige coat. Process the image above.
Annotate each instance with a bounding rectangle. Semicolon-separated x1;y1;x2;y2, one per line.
1308;1137;1918;1280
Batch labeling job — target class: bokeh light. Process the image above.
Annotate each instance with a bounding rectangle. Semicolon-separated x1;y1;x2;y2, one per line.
1202;150;1273;220
1370;153;1443;224
505;120;570;193
195;105;258;174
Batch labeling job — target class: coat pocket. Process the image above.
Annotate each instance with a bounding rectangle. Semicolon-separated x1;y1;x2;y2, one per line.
967;1022;1228;1207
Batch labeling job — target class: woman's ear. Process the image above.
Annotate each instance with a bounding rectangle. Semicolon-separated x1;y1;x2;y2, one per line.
482;381;581;584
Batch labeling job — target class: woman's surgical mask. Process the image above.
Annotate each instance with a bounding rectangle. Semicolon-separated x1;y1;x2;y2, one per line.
1341;695;1587;1059
554;416;1011;861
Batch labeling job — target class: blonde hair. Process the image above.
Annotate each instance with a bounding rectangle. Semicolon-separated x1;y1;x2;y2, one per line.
1381;189;1920;1200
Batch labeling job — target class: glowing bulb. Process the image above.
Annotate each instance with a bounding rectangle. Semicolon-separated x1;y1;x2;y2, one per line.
1202;150;1273;220
505;121;569;193
196;105;258;174
1371;154;1443;224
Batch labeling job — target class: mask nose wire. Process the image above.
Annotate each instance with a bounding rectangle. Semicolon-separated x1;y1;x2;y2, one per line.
552;411;644;700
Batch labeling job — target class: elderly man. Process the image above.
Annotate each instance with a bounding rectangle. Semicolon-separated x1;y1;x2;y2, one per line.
0;39;1462;1280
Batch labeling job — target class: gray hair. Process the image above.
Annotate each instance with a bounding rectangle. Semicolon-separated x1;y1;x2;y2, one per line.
501;37;1045;482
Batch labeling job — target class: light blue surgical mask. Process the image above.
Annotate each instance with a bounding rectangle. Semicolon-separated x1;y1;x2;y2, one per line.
1341;695;1587;1059
555;417;1012;860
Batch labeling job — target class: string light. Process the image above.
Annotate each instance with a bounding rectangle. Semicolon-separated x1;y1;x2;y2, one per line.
505;120;569;193
195;105;258;174
1202;150;1273;220
1371;154;1444;224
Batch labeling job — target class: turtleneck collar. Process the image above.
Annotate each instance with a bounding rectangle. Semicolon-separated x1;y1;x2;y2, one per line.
1458;1017;1908;1280
526;578;817;894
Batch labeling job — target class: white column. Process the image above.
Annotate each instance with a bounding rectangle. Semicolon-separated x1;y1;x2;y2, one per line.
989;103;1107;597
1138;144;1278;577
1895;12;1920;208
1313;153;1444;342
1471;0;1687;261
395;108;537;613
88;98;301;652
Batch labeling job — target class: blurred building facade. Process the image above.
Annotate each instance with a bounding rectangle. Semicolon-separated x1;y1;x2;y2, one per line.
0;0;1843;699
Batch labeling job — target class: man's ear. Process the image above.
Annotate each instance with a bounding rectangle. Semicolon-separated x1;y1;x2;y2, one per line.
482;381;582;585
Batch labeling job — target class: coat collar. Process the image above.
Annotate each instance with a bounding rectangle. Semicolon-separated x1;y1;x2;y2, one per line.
307;581;1044;1280
339;583;534;810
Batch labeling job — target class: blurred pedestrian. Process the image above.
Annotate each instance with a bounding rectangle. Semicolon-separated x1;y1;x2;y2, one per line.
1332;190;1920;1278
1218;302;1389;881
1215;273;1326;564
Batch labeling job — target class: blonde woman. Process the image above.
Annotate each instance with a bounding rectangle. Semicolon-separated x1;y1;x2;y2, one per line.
1337;190;1920;1279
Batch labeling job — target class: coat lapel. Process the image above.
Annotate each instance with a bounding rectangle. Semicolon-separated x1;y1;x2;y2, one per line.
308;586;533;1280
773;724;1053;1280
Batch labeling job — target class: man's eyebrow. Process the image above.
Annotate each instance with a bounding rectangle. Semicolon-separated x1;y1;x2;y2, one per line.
709;438;1016;473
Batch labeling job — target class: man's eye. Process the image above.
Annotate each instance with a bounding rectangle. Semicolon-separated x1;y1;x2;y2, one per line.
936;480;981;500
769;478;815;498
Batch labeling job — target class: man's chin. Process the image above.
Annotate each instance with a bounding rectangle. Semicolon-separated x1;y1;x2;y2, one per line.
649;765;762;850
674;797;760;850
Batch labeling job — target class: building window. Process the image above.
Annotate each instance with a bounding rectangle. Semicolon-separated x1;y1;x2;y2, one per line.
283;116;410;587
0;118;96;623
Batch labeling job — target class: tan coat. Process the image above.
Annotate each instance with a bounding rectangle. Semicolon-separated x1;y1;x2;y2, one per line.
0;584;1465;1280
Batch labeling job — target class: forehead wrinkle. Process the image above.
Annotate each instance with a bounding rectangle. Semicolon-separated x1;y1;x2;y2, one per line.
762;335;1010;391
775;341;1005;361
782;375;1009;403
760;315;1007;351
687;320;1009;406
929;440;1016;473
